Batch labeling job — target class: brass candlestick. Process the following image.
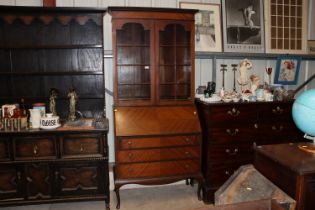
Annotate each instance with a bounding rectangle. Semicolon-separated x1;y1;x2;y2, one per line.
220;64;228;90
231;64;238;92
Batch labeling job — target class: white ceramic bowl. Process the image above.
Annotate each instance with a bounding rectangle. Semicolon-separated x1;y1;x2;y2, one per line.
40;114;60;129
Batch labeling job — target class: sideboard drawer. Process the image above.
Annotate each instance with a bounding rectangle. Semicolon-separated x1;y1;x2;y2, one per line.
0;138;10;161
119;135;200;150
116;159;200;179
14;136;56;160
117;146;200;163
60;134;103;158
205;105;257;123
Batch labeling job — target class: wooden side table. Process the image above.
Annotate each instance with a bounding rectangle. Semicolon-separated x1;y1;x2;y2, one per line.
254;143;315;210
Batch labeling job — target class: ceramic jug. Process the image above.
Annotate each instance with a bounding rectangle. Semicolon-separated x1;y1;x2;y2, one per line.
29;109;41;129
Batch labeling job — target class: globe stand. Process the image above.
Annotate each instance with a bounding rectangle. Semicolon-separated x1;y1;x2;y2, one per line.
298;134;315;154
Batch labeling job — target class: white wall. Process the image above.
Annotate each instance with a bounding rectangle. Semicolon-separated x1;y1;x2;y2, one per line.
1;0;315;162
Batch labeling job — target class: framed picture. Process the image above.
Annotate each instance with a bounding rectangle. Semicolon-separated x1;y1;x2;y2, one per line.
274;56;301;85
264;0;308;54
222;0;265;53
180;2;222;52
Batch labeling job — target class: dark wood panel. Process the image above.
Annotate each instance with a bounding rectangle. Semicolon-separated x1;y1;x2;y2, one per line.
117;146;200;163
206;143;254;162
207;126;256;144
25;163;51;199
0;165;23;201
0;138;10;161
0;49;10;72
11;76;43;98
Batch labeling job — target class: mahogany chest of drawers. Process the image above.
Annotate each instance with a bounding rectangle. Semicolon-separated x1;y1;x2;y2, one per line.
0;119;109;209
195;100;303;203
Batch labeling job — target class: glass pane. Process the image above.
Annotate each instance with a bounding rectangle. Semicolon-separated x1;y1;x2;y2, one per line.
159;24;175;45
117;23;150;45
160;66;175;84
176;46;191;65
118;66;150;84
118;84;150;99
117;46;150;65
176;25;190;45
176;84;191;100
160;84;175;99
160;46;175;65
176;66;191;84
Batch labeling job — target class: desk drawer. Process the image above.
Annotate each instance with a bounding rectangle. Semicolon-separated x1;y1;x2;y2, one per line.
119;135;200;149
60;134;103;158
14;136;56;160
116;159;200;179
117;146;200;163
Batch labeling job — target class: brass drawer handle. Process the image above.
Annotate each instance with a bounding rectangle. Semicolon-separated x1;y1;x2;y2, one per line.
193;111;197;115
254;123;258;129
225;171;230;175
185;151;191;157
128;153;133;159
272;125;284;131
185;137;191;143
185;164;190;169
128;141;132;145
225;148;239;155
272;106;284;115
33;145;39;155
226;128;239;136
227;108;240;117
17;171;21;181
55;171;59;182
80;144;84;152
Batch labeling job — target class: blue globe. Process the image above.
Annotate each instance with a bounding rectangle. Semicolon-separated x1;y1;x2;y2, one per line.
292;89;315;136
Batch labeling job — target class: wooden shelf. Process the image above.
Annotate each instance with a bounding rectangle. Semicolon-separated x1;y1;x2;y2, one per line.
0;45;103;49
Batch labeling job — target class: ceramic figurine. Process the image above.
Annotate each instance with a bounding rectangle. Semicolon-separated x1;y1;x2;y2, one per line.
67;87;78;121
250;74;260;96
49;88;58;116
237;59;252;93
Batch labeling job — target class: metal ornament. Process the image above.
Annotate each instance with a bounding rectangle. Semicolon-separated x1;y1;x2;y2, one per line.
231;64;238;92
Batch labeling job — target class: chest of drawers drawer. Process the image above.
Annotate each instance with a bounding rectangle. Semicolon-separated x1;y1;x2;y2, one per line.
206;143;254;163
204;105;257;123
60;134;103;158
119;135;200;150
116;159;200;179
258;103;293;122
208;125;256;144
13;136;56;160
117;146;200;163
0;138;10;161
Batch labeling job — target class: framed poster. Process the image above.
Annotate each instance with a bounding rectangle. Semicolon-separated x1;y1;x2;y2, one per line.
264;0;308;54
222;0;265;53
180;2;222;52
274;56;301;85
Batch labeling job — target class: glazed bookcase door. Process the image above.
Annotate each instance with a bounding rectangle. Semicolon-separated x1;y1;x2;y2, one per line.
113;20;154;106
157;21;194;105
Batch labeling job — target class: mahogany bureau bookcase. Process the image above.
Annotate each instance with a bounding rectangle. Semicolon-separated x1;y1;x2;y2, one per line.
195;100;303;203
109;7;203;209
0;6;109;209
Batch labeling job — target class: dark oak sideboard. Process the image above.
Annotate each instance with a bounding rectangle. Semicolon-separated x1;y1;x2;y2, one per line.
195;100;303;203
0;119;109;209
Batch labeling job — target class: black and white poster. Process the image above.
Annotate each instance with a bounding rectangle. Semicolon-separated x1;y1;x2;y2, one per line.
222;0;265;53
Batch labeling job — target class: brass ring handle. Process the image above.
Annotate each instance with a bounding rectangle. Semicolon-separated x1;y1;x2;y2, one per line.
272;125;284;131
33;145;38;155
227;108;240;117
185;151;191;156
226;128;239;136
225;148;239;155
185;137;190;142
272;106;284;114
